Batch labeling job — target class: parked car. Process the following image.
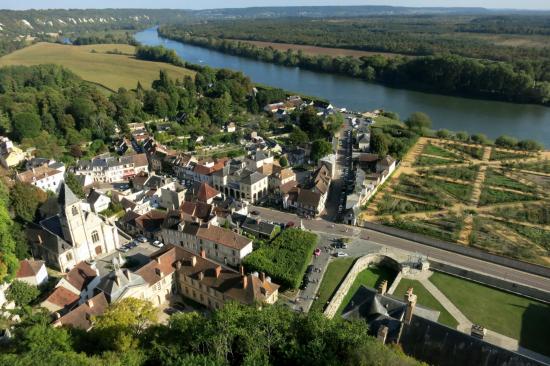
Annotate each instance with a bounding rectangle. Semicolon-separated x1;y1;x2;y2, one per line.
137;236;148;243
314;248;321;256
152;240;164;248
118;246;129;253
306;265;314;274
126;240;137;249
286;221;295;228
251;210;260;216
335;252;349;257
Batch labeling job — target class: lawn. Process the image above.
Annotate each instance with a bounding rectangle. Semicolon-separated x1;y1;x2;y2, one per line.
430;272;550;356
503;160;550;174
377;194;441;215
423;165;478;182
393;278;458;328
490;149;532;161
310;257;355;313
445;143;484;160
337;265;397;314
0;42;195;91
387;214;463;243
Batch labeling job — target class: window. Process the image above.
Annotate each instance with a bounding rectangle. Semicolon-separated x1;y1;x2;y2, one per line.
91;231;100;243
71;206;78;216
66;252;73;262
214;244;219;250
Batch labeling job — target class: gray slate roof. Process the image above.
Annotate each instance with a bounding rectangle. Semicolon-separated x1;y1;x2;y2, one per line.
58;183;80;207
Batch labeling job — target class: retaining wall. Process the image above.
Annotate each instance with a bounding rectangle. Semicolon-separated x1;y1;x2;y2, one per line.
430;260;550;304
360;221;550;278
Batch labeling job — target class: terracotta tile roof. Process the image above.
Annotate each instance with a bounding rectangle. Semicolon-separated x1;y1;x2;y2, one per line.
278;167;295;180
17;165;62;183
180;201;213;221
193;158;228;176
64;262;98;292
197;182;219;202
197;225;251;250
54;292;108;330
135;210;167;233
43;286;80;308
159;245;279;305
280;180;298;194
131;153;149;167
135;248;177;286
297;189;322;208
16;259;44;278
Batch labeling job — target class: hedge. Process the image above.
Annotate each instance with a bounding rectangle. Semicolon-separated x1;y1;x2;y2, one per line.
243;228;318;289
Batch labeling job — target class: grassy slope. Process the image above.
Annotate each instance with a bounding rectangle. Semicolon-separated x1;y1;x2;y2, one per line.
337;266;396;315
0;42;195;91
430;272;550;356
393;278;458;329
310;258;355;313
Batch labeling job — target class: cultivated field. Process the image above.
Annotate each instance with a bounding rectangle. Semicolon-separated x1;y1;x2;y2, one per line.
0;42;195;91
362;137;550;266
232;39;405;59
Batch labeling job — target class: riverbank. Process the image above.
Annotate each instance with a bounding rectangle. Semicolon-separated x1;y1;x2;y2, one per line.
134;27;550;146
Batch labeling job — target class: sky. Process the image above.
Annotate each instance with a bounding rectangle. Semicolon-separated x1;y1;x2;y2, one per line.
2;1;550;11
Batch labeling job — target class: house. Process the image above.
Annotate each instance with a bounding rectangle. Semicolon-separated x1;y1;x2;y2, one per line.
284;187;326;217
41;261;100;314
246;150;274;171
161;221;253;266
26;183;120;272
257;163;296;192
357;133;371;151
86;189;111;214
212;164;269;204
0;136;26;168
134;248;179;306
170;245;279;309
95;268;147;303
318;154;337;178
16;164;65;193
239;216;280;239
196;182;221;204
158;182;187;210
74;153;149;183
131;210;168;239
225;122;237;133
15;259;48;286
53;292;108;330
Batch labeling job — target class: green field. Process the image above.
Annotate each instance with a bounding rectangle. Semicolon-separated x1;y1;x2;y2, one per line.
430;272;550;356
338;266;396;315
393;278;458;328
0;42;195;91
310;258;355;313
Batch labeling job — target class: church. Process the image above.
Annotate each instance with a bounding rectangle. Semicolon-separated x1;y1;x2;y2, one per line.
27;183;120;272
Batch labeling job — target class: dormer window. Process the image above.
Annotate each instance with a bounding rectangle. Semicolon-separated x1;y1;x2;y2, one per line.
72;206;78;216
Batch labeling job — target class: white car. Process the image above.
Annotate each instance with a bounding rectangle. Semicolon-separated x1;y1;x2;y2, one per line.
335;252;349;257
137;236;148;243
152;240;164;248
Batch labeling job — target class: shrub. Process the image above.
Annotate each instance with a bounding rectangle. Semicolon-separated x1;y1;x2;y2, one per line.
242;228;318;289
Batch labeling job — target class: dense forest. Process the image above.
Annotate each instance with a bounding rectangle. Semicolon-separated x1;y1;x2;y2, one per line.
0;298;420;366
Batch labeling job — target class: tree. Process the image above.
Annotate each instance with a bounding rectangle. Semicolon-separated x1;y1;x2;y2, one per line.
289;127;309;146
381;111;400;121
436;129;451;139
495;135;518;148
12;112;41;141
0;196;18;283
470;133;489;145
370;129;389;157
405;112;432;131
10;182;47;223
455;131;469;141
92;297;158;352
517;139;543;151
310;139;333;162
65;173;85;198
279;156;288;167
6;280;40;306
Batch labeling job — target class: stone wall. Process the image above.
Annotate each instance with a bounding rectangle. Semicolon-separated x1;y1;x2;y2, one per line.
359;221;550;278
430;260;550;304
324;254;400;318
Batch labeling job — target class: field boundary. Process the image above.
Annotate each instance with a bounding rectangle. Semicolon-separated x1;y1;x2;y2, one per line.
360;221;550;278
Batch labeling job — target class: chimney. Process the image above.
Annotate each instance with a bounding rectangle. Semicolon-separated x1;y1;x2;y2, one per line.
471;324;487;339
215;265;222;278
200;249;206;258
191;256;197;267
260;287;267;296
86;299;94;308
378;280;388;295
377;325;389;344
198;271;204;281
404;287;417;325
242;275;248;289
240;265;245;276
259;272;266;283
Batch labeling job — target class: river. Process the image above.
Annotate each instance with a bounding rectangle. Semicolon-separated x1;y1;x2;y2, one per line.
135;27;550;146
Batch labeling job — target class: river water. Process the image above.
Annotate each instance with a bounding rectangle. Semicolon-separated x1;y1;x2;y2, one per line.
135;27;550;145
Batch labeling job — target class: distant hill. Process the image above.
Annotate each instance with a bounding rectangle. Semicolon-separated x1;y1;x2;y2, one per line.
0;9;191;37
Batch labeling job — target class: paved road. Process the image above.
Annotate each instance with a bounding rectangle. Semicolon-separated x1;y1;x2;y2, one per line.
254;206;550;293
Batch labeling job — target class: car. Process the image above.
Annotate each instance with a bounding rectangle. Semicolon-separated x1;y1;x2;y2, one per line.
300;278;309;290
342;244;348;249
306;264;314;274
335;252;349;257
152;240;165;248
126;240;137;248
118;246;129;253
314;248;321;256
251;210;260;216
286;221;295;228
137;236;148;243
